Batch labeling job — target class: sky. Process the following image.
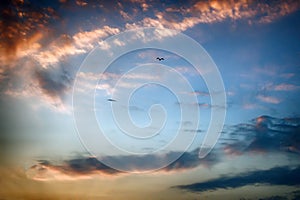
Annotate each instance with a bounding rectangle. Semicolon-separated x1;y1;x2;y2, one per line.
0;0;300;199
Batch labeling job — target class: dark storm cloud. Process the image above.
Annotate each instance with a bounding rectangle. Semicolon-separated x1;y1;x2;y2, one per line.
174;166;300;192
223;115;300;155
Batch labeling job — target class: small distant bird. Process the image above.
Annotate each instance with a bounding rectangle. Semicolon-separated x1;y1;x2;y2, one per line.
107;98;117;102
156;57;164;61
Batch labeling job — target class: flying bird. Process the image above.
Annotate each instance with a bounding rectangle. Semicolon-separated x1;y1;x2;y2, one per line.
107;98;117;102
156;57;164;61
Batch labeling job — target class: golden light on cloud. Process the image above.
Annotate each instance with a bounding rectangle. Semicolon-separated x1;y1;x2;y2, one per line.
0;1;299;199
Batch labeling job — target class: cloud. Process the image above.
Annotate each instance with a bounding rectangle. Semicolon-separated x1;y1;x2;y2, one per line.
257;1;300;23
26;158;122;181
35;67;73;100
0;0;58;63
27;148;220;181
274;83;300;91
194;0;300;24
25;114;300;181
257;95;281;104
1;0;299;65
120;10;132;21
242;103;259;110
125;0;300;31
173;66;200;76
259;196;288;200
34;26;120;68
127;0;149;10
76;70;161;96
0;1;120;112
3;59;74;113
1;0;299;114
73;26;120;49
1;24;119;111
280;73;295;79
162;148;220;172
174;165;300;192
175;101;227;110
223;115;300;155
75;0;88;7
260;82;299;92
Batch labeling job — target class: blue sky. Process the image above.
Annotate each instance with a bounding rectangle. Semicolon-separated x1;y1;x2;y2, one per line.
0;0;300;199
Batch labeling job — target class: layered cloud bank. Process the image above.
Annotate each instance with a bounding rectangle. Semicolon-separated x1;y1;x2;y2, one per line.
223;115;300;155
174;166;300;192
26;115;300;181
26;148;219;180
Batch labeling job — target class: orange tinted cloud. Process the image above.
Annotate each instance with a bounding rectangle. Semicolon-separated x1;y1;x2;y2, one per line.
0;0;58;63
140;0;300;31
2;25;120;112
26;158;123;181
192;0;300;24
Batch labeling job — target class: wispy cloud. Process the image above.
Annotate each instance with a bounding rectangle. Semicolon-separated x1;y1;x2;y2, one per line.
257;95;281;104
261;82;299;92
33;26;120;68
4;63;73;113
274;83;300;91
76;70;161;97
280;73;295;79
242;103;259;110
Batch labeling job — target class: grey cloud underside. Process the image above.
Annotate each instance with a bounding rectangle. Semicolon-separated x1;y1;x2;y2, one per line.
35;64;74;100
28;115;300;177
173;166;300;192
35;158;120;175
28;148;219;177
222;115;300;155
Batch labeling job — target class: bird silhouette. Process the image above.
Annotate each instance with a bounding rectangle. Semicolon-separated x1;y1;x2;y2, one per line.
156;57;164;61
107;98;117;102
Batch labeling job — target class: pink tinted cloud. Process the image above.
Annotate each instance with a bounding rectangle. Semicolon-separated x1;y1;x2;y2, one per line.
274;83;299;91
257;95;281;104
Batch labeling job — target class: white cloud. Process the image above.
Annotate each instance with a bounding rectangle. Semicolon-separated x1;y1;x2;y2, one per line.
33;26;120;68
